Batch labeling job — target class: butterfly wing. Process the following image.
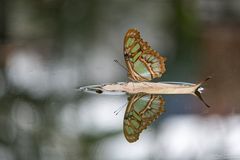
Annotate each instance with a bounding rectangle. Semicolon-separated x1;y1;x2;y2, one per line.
124;28;166;81
123;94;165;143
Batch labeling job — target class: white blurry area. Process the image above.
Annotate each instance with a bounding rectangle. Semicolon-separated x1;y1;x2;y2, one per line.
58;95;125;137
95;115;240;160
6;50;80;98
7;51;50;97
5;44;120;98
153;116;240;160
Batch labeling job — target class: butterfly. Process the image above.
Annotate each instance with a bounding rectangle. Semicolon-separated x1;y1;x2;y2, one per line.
79;29;211;142
123;29;166;142
123;94;165;142
124;28;166;81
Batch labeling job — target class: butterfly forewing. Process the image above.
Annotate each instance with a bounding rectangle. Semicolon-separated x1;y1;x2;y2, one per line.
123;94;165;143
124;28;166;81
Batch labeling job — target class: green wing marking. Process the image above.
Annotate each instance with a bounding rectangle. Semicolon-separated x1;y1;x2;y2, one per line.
124;28;166;81
123;94;165;143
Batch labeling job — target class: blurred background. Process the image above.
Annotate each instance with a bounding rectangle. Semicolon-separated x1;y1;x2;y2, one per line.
0;0;240;159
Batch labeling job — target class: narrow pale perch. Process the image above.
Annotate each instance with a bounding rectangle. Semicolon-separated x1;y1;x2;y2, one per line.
90;77;211;108
78;77;211;108
103;82;199;94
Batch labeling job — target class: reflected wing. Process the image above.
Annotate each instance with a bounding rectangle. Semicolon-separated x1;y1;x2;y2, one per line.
124;28;166;81
123;94;165;143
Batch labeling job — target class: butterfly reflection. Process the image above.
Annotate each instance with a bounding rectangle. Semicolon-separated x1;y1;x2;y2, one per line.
123;94;165;143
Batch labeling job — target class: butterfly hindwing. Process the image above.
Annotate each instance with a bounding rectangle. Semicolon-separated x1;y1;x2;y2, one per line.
123;94;165;143
124;29;166;81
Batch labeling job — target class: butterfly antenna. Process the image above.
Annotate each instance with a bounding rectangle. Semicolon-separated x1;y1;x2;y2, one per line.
114;102;127;115
114;59;128;72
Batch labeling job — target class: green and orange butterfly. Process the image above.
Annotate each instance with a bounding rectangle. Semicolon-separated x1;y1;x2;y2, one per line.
124;28;166;81
123;29;166;142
